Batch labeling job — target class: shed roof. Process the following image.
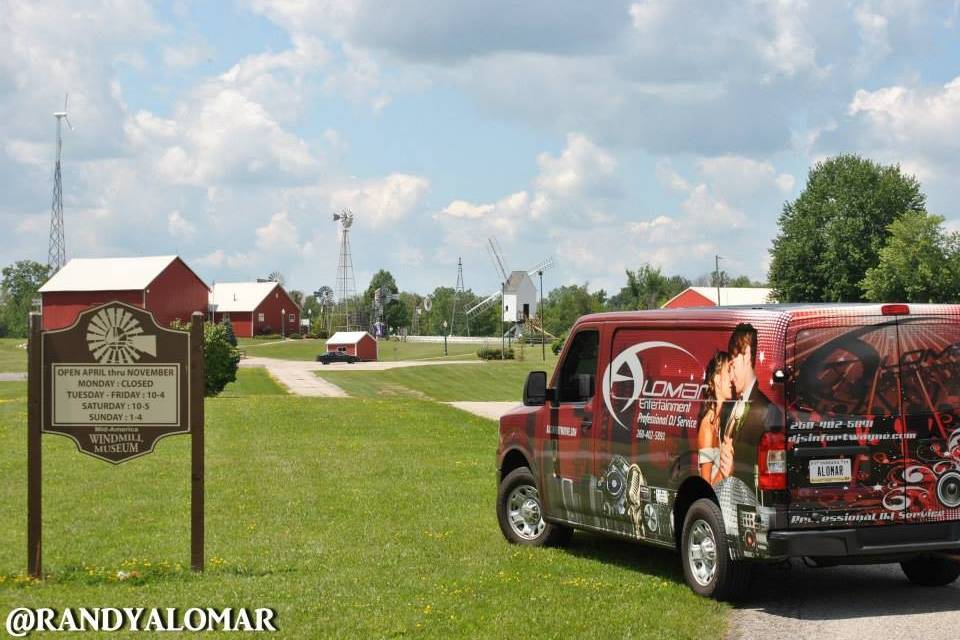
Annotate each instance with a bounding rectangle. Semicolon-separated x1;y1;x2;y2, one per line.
209;282;281;313
662;286;775;308
327;331;372;345
39;256;206;293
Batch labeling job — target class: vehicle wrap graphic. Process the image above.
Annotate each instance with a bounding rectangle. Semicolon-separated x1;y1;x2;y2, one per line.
787;317;960;528
540;322;784;559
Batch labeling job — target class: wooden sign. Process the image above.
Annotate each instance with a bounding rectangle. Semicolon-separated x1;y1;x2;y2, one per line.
27;302;205;577
41;302;191;463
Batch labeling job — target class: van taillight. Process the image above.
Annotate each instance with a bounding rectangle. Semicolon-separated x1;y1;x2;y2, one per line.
758;432;786;490
881;304;909;316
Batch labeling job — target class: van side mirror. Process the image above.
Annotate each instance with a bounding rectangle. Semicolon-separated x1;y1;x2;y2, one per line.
523;371;548;406
576;373;595;400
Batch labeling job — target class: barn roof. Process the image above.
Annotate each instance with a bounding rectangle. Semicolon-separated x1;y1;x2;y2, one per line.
327;331;372;345
209;282;281;313
39;255;206;293
661;286;775;308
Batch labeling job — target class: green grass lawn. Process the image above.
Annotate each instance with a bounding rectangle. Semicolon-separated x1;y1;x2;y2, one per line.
0;380;725;638
0;337;27;372
217;367;288;397
239;337;484;362
317;356;559;402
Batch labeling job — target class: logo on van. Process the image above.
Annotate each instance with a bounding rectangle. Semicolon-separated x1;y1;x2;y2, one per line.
602;341;702;429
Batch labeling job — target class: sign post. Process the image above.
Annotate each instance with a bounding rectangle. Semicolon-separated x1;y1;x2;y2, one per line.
26;302;204;577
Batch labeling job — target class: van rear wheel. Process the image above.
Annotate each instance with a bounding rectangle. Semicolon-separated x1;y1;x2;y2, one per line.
901;554;960;586
497;467;572;547
681;498;751;600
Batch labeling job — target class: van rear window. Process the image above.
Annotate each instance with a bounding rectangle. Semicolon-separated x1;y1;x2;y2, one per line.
898;323;960;418
792;324;900;417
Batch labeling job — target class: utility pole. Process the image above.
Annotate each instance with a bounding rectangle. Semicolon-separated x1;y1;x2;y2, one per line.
715;255;724;307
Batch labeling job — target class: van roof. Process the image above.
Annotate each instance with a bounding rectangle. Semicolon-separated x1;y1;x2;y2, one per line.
577;303;960;325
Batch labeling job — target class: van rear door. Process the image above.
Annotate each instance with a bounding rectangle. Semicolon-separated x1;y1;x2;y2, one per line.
896;316;960;524
786;318;906;529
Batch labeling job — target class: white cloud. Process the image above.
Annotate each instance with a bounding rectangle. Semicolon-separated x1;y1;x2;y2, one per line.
167;210;196;239
255;211;302;253
329;174;429;227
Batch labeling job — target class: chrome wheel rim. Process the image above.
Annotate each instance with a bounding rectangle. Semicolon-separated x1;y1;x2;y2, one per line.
687;519;718;587
507;484;545;540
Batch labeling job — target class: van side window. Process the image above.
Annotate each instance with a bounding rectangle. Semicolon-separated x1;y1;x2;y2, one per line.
558;330;599;403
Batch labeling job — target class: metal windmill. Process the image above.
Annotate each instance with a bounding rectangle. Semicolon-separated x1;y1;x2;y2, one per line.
313;285;335;333
449;257;467;336
332;209;358;330
48;94;72;273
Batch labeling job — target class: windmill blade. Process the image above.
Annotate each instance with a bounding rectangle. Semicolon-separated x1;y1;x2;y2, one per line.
526;256;555;275
486;239;508;282
64;115;73;131
466;290;502;316
64;93;69;111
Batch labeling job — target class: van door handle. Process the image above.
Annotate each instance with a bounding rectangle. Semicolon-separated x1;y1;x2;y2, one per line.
580;419;592;432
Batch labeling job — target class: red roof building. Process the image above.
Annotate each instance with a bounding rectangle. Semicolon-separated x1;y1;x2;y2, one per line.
39;255;209;331
209;282;300;338
326;331;378;361
661;287;775;309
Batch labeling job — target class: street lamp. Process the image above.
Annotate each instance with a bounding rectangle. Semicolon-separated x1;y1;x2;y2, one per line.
441;320;448;356
281;307;285;339
538;269;545;361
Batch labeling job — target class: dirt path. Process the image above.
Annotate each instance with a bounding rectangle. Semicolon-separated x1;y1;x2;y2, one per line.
240;357;480;396
445;401;520;421
728;560;960;640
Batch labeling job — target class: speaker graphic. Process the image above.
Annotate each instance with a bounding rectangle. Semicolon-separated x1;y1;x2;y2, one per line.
937;470;960;509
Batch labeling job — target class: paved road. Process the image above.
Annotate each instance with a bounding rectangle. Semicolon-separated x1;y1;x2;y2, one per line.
728;560;960;640
240;357;480;396
446;401;520;421
0;373;26;381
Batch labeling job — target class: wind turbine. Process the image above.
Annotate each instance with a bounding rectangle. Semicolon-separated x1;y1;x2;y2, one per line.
48;93;72;273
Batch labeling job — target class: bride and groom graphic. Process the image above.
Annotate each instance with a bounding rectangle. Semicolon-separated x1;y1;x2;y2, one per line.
698;323;780;487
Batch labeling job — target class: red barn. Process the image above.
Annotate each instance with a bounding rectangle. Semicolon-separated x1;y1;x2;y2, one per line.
661;286;775;309
326;331;378;361
39;255;209;331
209;282;300;338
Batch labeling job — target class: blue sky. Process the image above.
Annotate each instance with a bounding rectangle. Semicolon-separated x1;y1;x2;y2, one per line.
2;0;960;299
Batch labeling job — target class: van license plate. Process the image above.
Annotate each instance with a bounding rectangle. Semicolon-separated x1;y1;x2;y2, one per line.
809;458;851;484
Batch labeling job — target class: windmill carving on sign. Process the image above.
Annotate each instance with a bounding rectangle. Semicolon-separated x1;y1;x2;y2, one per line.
466;237;555;341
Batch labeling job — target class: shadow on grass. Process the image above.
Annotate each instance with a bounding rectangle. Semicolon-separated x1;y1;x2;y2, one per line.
562;531;685;584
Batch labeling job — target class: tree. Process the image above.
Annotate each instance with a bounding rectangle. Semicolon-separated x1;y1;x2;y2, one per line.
541;284;604;336
1;260;52;338
768;155;926;302
364;270;407;330
861;212;960;303
288;289;305;308
608;265;689;310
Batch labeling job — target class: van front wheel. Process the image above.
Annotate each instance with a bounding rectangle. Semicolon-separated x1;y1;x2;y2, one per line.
681;498;751;600
497;467;572;547
901;554;960;586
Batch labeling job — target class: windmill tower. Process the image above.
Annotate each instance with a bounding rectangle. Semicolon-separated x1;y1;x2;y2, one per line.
48;94;72;273
332;209;358;330
450;257;467;336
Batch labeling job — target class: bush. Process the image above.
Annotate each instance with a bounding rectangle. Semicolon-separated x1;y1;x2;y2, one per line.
261;325;273;336
309;328;329;340
288;333;302;340
171;320;241;397
222;319;238;347
477;345;515;360
551;332;567;356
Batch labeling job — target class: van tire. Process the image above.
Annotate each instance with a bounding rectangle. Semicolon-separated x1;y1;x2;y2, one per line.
681;498;751;601
497;467;572;547
900;554;960;586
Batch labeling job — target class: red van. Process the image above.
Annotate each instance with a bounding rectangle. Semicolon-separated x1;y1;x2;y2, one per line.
496;304;960;599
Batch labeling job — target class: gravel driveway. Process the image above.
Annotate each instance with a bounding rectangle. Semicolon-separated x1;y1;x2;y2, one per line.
728;560;960;640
